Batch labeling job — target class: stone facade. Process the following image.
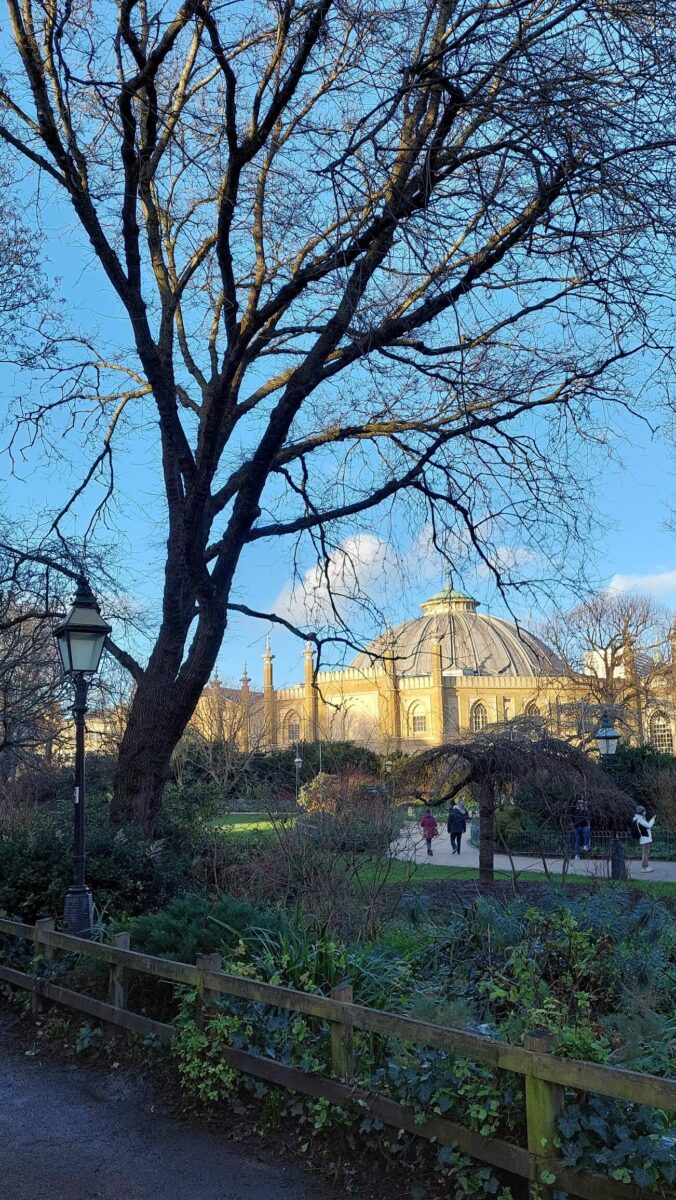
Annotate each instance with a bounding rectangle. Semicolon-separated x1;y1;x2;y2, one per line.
270;586;569;752
70;585;676;759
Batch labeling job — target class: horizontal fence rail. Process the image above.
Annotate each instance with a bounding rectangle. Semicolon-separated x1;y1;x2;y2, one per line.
0;916;674;1200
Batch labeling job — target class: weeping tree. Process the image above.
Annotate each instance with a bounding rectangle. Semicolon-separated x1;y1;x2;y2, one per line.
1;0;675;829
406;719;632;883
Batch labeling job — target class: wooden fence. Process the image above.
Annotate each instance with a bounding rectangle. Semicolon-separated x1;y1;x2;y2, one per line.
0;915;674;1200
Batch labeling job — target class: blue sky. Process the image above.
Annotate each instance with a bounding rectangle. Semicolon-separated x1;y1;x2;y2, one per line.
2;188;674;692
5;398;673;690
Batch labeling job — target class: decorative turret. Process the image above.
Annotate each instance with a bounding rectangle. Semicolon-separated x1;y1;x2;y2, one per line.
240;662;250;697
303;642;318;741
239;663;251;751
382;628;402;746
262;634;274;693
262;635;277;746
303;641;314;686
430;638;445;740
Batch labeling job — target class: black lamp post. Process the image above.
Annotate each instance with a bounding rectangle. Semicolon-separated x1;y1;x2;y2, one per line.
594;711;625;879
384;756;393;802
294;749;302;802
53;576;111;937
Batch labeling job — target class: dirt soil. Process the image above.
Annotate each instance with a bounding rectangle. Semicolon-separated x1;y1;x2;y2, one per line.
0;1010;380;1200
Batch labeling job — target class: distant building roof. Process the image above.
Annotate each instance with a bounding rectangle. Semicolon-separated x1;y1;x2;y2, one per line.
351;584;562;678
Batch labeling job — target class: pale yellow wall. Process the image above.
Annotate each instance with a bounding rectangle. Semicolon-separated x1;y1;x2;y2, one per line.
273;668;571;749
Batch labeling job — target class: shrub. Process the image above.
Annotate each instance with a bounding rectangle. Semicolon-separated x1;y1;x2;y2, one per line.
494;803;525;842
126;893;285;963
296;808;400;856
298;769;387;817
602;745;676;827
0;799;201;923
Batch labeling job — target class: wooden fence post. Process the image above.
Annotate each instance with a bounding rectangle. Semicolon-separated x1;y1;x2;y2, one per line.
196;953;222;1027
330;982;354;1083
32;918;55;1016
109;932;131;1012
524;1031;563;1199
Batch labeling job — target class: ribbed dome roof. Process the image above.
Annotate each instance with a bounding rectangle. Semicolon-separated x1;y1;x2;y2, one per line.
351;586;562;678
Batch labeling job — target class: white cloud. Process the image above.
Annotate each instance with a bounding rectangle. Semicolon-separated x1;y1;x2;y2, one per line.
608;569;676;597
273;533;392;626
405;523;471;583
476;544;540;578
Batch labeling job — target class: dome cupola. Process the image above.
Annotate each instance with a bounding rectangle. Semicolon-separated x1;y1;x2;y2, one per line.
351;582;561;678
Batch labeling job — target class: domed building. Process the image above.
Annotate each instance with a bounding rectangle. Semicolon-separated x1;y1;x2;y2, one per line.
265;584;566;751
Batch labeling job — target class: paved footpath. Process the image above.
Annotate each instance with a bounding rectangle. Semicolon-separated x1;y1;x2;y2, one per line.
0;1017;369;1200
396;823;676;883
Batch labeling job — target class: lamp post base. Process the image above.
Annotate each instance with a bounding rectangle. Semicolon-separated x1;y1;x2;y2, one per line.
63;886;94;937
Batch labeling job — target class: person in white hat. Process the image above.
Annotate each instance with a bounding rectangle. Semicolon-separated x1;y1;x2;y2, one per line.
632;805;656;873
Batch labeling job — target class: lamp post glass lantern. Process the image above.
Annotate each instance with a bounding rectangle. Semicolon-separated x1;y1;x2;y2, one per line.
53;576;111;937
294;750;302;801
595;712;620;758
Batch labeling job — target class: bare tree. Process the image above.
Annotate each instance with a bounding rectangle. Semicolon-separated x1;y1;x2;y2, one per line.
172;675;265;793
0;604;64;779
0;161;49;361
1;0;675;828
0;540;71;779
0;532;141;777
543;592;674;746
405;719;631;883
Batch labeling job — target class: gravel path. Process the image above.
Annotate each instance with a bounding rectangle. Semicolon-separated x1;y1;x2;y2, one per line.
0;1016;365;1200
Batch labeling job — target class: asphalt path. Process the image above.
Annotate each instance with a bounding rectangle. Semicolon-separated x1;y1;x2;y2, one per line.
0;1017;365;1200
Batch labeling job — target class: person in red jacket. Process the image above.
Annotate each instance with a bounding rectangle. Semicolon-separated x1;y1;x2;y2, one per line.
420;807;439;857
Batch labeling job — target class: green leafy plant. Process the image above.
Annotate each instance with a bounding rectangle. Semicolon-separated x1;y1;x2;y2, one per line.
126;893;285;963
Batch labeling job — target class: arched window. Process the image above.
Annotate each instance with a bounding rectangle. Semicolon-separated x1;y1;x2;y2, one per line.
470;701;488;732
408;706;427;735
649;712;674;754
525;701;541;717
287;715;300;744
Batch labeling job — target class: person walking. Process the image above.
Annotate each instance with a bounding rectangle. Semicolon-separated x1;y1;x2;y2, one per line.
420;807;439;857
447;802;467;855
632;805;656;873
571;800;591;861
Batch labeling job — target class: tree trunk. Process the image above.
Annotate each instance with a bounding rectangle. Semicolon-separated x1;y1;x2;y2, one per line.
477;785;495;885
111;610;224;832
111;669;188;833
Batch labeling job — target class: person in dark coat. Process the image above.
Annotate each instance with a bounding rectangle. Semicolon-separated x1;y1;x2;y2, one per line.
571;800;591;860
447;802;467;854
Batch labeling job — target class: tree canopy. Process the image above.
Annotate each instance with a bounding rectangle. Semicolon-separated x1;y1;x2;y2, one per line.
1;0;675;825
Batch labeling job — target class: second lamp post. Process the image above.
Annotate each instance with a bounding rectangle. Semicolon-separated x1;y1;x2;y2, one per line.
294;749;302;801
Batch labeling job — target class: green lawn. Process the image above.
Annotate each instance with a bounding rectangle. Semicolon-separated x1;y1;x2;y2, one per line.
212;813;673;902
211;811;279;834
360;857;674;899
360;860;501;883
